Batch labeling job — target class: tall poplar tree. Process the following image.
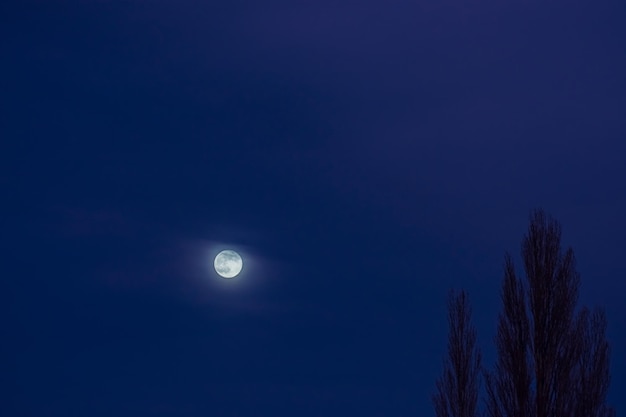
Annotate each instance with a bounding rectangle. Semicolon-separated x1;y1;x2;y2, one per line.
433;289;482;417
485;209;614;417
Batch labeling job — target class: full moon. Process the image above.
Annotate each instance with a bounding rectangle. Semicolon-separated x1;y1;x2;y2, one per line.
214;250;243;278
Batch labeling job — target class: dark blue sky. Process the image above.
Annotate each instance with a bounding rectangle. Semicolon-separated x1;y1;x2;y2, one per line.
2;0;625;415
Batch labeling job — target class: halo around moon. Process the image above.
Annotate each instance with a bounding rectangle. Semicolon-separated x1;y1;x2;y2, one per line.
214;250;243;278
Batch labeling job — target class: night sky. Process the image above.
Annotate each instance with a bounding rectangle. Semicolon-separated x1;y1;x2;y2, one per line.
2;0;625;416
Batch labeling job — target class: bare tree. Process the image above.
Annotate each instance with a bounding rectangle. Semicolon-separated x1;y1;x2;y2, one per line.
433;289;482;417
485;209;614;417
484;254;532;417
572;307;614;417
524;209;580;417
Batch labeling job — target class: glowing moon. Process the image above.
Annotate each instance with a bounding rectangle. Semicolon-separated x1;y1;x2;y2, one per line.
214;250;243;278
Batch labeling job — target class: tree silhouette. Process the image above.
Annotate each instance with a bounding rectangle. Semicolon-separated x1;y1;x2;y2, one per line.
484;209;614;417
434;209;614;417
433;289;482;417
484;254;532;417
572;307;614;417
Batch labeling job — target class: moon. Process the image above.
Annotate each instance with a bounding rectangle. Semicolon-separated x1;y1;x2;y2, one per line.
214;250;243;278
